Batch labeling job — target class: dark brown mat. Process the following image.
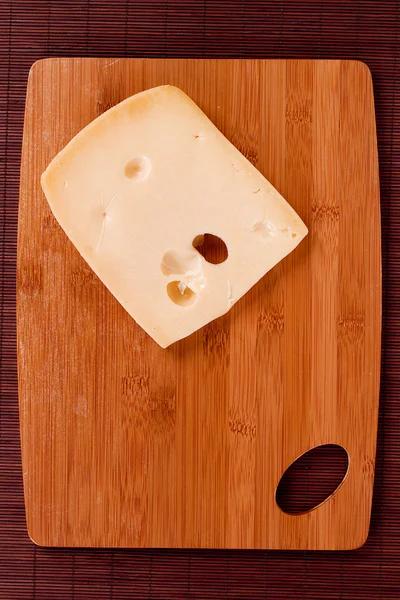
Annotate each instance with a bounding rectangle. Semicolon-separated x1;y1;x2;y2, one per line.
1;1;399;598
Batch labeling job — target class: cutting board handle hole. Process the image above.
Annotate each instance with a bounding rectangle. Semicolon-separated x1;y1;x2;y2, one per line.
275;444;349;515
192;233;228;264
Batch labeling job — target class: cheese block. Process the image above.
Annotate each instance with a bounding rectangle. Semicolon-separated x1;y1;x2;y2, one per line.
41;85;308;348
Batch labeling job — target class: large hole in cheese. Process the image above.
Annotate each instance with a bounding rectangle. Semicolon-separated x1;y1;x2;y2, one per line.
192;233;228;265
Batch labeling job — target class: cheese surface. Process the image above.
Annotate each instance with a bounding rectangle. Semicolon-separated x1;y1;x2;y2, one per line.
41;85;307;348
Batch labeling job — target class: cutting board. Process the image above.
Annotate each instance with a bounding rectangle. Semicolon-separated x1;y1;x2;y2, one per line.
17;58;381;550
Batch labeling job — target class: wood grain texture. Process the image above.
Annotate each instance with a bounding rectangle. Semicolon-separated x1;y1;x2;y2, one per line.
17;58;381;550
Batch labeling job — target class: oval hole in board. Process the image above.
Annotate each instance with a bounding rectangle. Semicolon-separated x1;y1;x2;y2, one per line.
275;444;349;515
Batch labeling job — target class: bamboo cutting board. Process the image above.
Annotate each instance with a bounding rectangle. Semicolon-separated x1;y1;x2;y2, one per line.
17;58;381;550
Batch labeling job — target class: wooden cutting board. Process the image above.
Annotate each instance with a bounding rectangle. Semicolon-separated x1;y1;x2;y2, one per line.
17;58;381;550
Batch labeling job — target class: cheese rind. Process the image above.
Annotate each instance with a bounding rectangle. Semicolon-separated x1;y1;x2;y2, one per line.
41;85;307;348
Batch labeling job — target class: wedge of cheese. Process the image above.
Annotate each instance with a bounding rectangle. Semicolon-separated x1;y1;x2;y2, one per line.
41;85;307;348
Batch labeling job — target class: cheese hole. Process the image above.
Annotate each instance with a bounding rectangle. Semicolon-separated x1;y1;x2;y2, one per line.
167;281;197;306
192;233;228;265
124;156;150;181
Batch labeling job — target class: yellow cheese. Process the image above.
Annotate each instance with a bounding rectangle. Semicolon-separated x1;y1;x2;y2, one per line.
41;85;307;348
